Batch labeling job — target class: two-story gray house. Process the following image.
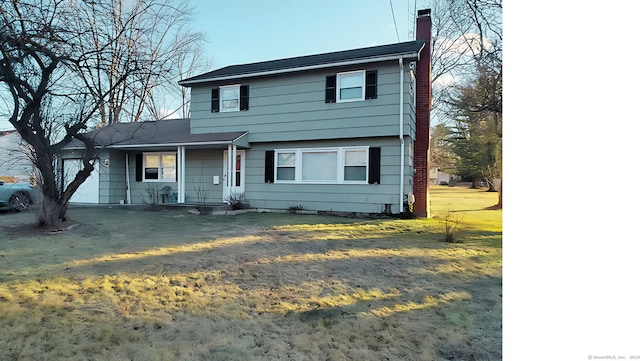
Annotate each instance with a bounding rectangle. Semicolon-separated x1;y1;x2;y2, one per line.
61;9;433;216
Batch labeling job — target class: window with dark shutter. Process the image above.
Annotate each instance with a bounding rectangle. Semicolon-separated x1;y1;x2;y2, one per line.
325;75;336;103
265;150;275;183
240;85;249;111
365;70;377;99
368;147;381;184
211;88;220;112
135;153;143;182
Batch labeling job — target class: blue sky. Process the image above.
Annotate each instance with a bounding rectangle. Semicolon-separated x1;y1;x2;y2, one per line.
194;0;419;70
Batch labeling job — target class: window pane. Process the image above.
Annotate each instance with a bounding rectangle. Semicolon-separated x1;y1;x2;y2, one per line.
345;150;366;165
162;154;176;166
340;73;363;88
221;87;239;99
302;151;337;181
277;152;295;166
145;168;159;179
145;154;159;168
162;167;175;180
344;166;366;181
338;72;364;100
222;99;239;110
277;167;295;180
340;87;362;100
161;154;176;181
221;86;240;111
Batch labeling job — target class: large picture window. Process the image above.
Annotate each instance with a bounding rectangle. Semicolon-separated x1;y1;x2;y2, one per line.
302;151;337;181
143;152;176;182
274;147;369;183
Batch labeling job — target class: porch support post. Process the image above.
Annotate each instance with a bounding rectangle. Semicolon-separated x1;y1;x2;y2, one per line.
125;153;131;204
227;143;233;199
231;143;237;195
178;146;186;203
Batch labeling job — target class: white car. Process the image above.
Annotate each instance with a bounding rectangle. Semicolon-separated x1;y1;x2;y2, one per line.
0;180;36;212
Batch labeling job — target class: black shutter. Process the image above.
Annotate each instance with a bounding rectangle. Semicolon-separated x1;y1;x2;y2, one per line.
325;75;336;103
368;147;381;184
365;70;377;99
240;85;249;111
135;153;143;182
211;88;220;112
265;150;275;183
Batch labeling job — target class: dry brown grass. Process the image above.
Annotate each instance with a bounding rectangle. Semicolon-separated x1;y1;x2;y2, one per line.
0;186;501;360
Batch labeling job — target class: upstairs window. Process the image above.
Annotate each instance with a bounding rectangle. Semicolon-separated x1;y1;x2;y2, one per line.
220;85;240;111
326;70;377;103
338;71;365;102
211;85;249;112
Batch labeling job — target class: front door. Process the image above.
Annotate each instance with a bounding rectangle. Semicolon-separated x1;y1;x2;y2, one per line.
222;150;245;201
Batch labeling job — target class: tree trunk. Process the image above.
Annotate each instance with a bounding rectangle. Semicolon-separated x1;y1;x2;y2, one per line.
37;195;66;229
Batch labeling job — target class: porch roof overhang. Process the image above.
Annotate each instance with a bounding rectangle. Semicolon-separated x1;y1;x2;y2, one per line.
63;118;249;151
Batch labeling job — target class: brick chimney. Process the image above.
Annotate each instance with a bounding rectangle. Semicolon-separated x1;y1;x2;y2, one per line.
413;9;432;218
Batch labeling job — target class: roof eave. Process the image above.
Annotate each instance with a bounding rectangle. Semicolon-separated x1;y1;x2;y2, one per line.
108;130;250;149
179;52;421;86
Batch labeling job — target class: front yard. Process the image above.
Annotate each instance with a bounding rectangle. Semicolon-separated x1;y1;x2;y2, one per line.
0;186;502;361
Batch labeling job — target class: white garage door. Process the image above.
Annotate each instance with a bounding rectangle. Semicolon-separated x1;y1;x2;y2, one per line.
63;159;100;203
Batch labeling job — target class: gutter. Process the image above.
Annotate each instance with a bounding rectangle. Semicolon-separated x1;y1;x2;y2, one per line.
89;132;250;150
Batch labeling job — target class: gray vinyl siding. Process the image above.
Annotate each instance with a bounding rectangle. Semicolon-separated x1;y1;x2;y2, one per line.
182;149;224;203
244;137;413;214
189;61;416;143
103;150;126;203
123;149;225;205
127;151;176;205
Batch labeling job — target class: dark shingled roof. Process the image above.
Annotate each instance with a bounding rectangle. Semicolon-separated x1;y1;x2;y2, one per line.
180;40;425;85
64;118;247;149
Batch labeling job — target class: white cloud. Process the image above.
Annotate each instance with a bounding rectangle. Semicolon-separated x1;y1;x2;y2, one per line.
434;33;493;58
433;73;456;87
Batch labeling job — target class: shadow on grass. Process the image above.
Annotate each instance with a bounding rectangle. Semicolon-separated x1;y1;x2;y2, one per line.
0;207;502;360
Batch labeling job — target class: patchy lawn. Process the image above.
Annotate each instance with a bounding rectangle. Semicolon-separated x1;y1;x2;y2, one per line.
0;186;501;361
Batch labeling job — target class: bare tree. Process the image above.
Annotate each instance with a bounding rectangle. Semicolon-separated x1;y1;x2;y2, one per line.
0;0;205;227
175;47;211;119
409;0;502;207
73;0;205;124
409;0;502;123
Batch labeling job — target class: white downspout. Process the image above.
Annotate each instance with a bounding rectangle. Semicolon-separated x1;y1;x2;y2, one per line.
399;57;405;214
